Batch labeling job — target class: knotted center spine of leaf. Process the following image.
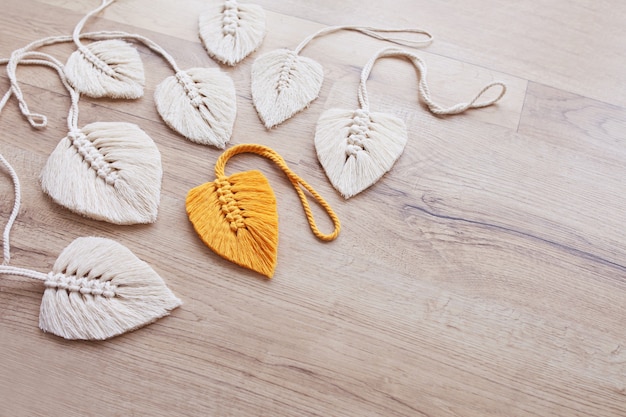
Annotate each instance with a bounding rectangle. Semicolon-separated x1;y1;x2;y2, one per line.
175;71;203;108
45;272;117;298
222;0;240;36
346;109;371;157
69;131;118;185
276;51;298;92
216;177;246;232
81;49;116;78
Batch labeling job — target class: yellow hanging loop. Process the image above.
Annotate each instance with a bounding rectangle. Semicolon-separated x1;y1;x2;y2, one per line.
214;143;341;241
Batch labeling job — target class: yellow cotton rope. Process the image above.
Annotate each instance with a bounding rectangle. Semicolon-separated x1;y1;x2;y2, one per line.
214;143;340;241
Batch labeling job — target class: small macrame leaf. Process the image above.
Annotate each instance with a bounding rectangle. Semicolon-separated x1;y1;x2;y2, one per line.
199;0;266;66
186;170;279;278
251;49;324;129
64;40;145;99
154;68;237;148
315;108;408;198
39;237;181;340
40;121;162;225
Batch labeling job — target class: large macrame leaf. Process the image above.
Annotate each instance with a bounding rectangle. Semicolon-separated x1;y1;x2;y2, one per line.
64;39;145;99
251;49;323;129
186;170;279;278
199;0;266;66
154;68;236;148
40;122;162;225
39;237;181;340
315;108;408;198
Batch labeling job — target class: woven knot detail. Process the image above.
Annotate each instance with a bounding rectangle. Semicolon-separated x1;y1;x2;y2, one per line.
81;49;116;77
176;71;203;108
45;273;117;298
222;0;239;36
276;52;298;92
70;131;118;185
346;110;370;157
216;177;246;232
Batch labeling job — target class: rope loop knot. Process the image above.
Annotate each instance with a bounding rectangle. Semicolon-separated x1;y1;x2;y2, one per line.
176;71;203;108
346;109;370;156
69;130;118;185
215;176;246;232
222;0;240;37
45;272;117;298
276;51;297;92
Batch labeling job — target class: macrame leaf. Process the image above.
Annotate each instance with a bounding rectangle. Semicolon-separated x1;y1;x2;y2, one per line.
315;108;408;199
64;40;145;99
39;237;181;340
186;170;279;278
251;48;324;129
154;68;236;148
40;122;162;225
199;0;266;66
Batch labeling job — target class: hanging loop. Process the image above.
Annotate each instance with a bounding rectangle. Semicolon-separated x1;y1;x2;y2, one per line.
294;25;433;55
214;144;341;241
358;47;507;114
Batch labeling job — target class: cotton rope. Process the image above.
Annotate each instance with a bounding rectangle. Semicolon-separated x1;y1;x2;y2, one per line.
0;153;181;340
2;49;163;225
186;143;340;278
251;25;433;129
314;46;508;199
214;144;341;241
357;47;507;115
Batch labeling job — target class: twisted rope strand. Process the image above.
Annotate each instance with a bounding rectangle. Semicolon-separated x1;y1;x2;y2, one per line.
0;154;21;266
358;47;507;114
214;144;341;241
294;25;433;55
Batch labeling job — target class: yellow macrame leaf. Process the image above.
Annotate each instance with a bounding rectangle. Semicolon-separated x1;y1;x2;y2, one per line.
186;170;279;278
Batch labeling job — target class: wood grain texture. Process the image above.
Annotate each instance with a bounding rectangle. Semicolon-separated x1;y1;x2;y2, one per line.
1;1;625;416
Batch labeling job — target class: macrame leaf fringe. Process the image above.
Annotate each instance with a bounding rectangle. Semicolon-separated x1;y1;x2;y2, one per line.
199;0;266;66
186;170;279;278
39;237;182;340
315;108;408;198
251;49;323;129
64;39;145;99
40;121;162;225
154;68;237;147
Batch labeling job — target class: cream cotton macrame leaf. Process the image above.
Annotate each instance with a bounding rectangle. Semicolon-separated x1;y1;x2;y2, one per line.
251;49;324;129
314;109;408;198
64;39;145;99
0;155;181;341
40;122;163;225
199;0;266;66
154;68;237;148
38;237;182;340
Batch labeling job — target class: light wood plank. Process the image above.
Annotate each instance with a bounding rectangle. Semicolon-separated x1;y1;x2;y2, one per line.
1;1;625;416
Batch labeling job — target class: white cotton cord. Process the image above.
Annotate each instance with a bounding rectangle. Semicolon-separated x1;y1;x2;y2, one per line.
293;25;433;55
0;30;184;131
72;0;117;73
70;0;181;73
0;265;49;281
5;50;81;132
0;154;21;266
357;47;507;115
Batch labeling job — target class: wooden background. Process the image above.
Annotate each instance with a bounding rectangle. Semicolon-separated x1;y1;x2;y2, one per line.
1;0;625;416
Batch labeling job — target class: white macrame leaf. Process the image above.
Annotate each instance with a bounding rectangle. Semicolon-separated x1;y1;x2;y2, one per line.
64;40;145;99
314;108;408;199
39;237;181;340
40;122;162;224
251;48;324;129
199;0;266;66
154;68;236;148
